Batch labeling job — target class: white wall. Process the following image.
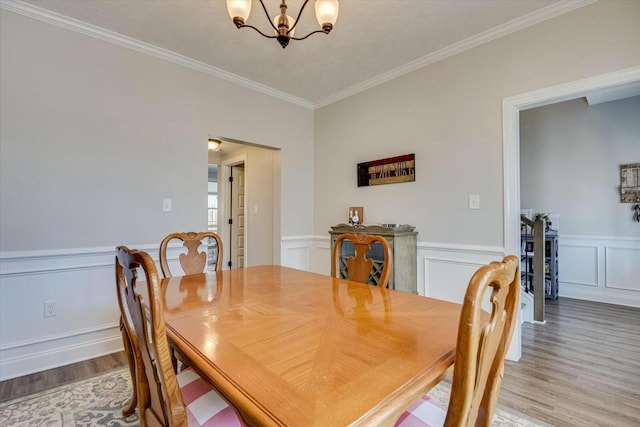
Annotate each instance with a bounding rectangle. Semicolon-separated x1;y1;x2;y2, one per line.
0;12;314;252
521;96;640;237
313;1;640;360
313;1;640;247
520;96;640;305
0;10;312;379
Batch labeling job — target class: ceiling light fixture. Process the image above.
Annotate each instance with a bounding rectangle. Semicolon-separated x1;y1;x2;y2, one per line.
226;0;339;49
208;138;222;151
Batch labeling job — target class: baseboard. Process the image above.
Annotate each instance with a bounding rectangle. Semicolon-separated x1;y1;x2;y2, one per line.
0;326;123;381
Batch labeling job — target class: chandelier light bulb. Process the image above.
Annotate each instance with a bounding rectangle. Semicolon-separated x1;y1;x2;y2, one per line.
227;0;252;26
315;0;339;31
226;0;339;48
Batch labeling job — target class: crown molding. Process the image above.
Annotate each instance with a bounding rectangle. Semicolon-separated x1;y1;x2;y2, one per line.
0;0;314;110
313;0;598;109
1;0;597;111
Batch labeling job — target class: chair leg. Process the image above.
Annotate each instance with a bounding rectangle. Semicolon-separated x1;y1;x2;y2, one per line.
120;317;137;416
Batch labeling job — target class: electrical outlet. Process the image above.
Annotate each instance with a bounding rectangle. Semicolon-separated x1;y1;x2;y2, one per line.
44;300;57;318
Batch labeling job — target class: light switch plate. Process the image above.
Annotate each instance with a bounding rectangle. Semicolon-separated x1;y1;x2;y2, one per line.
469;194;480;210
162;198;172;212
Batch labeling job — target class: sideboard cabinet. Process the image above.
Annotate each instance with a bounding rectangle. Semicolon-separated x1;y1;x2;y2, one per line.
329;224;417;294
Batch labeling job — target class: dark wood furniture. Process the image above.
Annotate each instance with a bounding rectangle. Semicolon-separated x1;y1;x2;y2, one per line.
160;266;461;426
331;232;392;287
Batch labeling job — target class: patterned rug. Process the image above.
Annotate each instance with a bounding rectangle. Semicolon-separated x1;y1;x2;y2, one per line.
0;368;549;426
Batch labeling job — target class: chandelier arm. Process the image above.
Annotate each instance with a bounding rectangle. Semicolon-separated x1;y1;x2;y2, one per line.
287;0;311;34
290;29;329;41
256;0;280;34
237;23;278;39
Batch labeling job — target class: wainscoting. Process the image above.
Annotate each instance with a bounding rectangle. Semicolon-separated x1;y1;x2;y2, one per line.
558;235;640;307
282;235;506;301
2;234;637;380
0;244;203;381
281;233;640;308
0;246;126;381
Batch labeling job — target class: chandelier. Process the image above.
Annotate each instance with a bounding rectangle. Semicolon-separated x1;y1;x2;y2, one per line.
226;0;339;49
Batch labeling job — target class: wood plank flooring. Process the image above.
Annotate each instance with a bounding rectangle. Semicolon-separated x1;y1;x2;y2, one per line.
1;298;639;426
0;352;127;403
500;297;640;427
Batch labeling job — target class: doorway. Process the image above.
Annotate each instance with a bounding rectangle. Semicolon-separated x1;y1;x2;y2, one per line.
502;65;640;361
208;137;282;270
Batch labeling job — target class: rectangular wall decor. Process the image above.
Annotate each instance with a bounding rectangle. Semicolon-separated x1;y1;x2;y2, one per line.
357;154;415;187
620;163;640;203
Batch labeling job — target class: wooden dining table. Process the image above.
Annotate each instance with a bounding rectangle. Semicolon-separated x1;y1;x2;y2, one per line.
159;265;462;426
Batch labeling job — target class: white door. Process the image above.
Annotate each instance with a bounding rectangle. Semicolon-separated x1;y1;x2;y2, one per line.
230;165;245;268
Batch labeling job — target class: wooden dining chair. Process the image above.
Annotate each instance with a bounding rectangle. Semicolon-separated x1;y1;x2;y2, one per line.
395;255;520;427
159;231;223;278
115;246;242;426
332;233;392;287
159;232;223;371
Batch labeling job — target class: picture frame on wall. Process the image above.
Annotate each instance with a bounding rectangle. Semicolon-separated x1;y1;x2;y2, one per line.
357;154;415;187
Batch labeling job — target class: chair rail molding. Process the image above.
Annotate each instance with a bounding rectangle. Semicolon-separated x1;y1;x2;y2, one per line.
3;233;636;379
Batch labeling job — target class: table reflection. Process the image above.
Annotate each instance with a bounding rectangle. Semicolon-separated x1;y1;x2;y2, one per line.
161;272;221;312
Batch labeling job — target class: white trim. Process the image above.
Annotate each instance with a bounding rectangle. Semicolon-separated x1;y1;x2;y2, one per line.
281;235;325;242
502;65;640;364
314;0;596;108
417;241;504;256
503;65;640;267
560;234;640;243
1;0;595;111
0;0;313;110
0;243;158;261
0;323;118;351
0;243;158;277
0;332;123;381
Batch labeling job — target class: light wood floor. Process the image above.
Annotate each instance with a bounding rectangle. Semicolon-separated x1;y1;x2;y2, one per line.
0;352;127;403
1;298;639;426
500;297;640;427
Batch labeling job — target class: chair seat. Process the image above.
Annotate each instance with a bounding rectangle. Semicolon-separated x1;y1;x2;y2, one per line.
394;395;446;427
177;368;242;426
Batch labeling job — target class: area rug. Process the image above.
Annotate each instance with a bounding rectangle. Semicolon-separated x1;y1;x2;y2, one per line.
0;368;549;426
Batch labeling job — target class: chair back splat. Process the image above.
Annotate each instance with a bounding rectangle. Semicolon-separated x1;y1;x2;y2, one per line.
159;232;223;278
331;233;392;287
395;255;520;427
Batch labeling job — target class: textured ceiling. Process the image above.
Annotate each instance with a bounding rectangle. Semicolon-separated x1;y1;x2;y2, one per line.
16;0;581;107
